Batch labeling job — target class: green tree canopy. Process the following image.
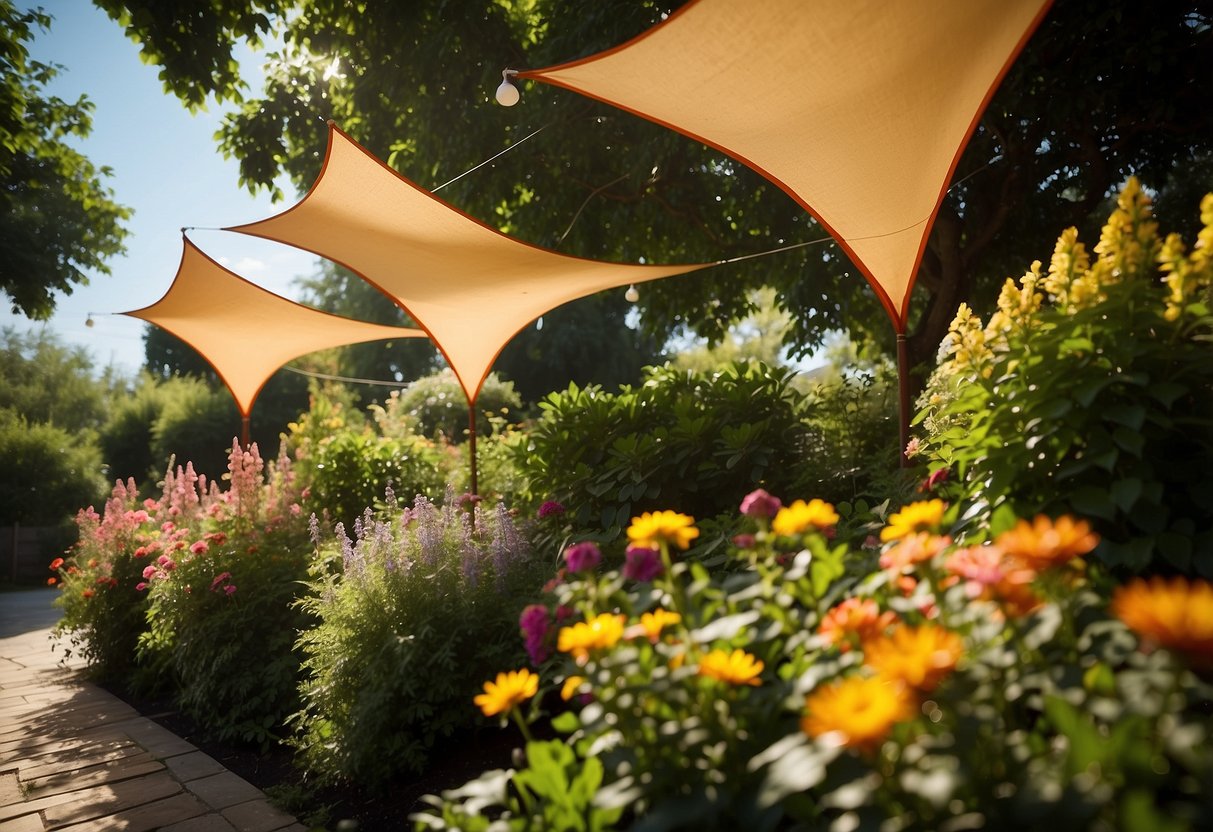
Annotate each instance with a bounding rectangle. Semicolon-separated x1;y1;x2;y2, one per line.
1;2;131;319
97;0;1213;381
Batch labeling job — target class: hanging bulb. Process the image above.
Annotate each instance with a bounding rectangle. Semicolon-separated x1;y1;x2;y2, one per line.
495;70;520;106
85;314;95;328
625;285;640;303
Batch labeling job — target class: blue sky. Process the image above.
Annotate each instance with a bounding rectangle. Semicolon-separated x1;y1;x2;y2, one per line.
2;1;319;375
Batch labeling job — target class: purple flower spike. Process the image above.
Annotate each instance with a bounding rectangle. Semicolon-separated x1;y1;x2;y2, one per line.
622;545;663;582
564;541;602;573
740;488;782;519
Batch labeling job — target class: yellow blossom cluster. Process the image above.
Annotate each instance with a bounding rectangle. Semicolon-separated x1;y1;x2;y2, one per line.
940;303;993;378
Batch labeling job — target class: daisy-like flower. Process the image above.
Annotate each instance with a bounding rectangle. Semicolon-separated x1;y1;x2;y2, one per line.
627;511;700;550
995;515;1098;570
879;532;952;573
636;608;681;642
697;648;764;686
801;676;914;751
1111;577;1213;665
944;545;1039;615
880;500;946;543
474;669;540;717
864;624;963;692
557;613;626;662
818;598;897;652
772;499;839;536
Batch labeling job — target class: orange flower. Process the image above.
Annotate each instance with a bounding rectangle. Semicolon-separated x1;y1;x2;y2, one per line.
82;589;94;599
474;669;539;717
880;500;946;543
1112;577;1213;664
864;624;963;692
995;515;1098;570
802;676;914;751
879;532;952;572
627;511;700;550
772;499;839;536
818;598;897;651
697;648;764;686
636;608;681;642
560;676;586;702
557;613;626;662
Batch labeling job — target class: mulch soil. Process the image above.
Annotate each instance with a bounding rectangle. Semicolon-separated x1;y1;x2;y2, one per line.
102;682;521;831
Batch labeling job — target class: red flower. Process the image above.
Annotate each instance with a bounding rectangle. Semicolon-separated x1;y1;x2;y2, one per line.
48;557;64;570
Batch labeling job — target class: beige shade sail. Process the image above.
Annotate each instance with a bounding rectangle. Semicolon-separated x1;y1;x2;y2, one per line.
519;0;1051;332
124;237;428;418
227;122;711;404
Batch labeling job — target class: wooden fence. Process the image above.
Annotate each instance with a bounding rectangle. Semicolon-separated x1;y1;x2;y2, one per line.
1;525;74;585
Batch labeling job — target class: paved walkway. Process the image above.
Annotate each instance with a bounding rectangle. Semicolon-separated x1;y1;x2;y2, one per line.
0;589;307;832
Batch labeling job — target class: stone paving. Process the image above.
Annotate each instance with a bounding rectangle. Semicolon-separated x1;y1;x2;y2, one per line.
0;589;307;832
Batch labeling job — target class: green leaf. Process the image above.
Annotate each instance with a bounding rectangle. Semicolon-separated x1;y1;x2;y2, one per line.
1109;478;1142;512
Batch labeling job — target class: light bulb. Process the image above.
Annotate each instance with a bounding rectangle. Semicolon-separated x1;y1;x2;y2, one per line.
495;78;520;107
85;315;95;328
625;285;640;303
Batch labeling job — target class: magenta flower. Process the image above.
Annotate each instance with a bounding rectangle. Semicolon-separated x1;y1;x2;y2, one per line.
135;582;148;592
190;540;209;555
564;541;602;573
223;585;237;596
520;604;551;665
538;500;566;519
142;565;158;580
210;571;233;592
740;489;782;519
622;545;663;582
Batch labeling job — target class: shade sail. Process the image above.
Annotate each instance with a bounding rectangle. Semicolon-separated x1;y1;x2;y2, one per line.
227;122;711;403
519;0;1051;331
124;237;428;417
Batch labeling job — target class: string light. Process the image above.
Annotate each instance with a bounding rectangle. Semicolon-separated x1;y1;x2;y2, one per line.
625;285;639;302
495;69;520;106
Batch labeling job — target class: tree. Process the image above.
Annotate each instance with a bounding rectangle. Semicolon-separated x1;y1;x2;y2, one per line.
1;2;131;319
95;0;1213;383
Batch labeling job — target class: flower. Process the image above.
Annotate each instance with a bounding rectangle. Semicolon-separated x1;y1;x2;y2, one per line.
519;604;551;666
698;648;764;686
538;500;566;519
46;577;57;586
209;571;232;592
864;624;963;692
223;585;237;596
557;613;626;662
563;541;602;573
818;598;897;651
474;669;540;717
1112;577;1213;664
918;467;949;493
82;589;94;599
772;499;839;536
627;511;700;550
944;545;1039;614
880;500;946;542
560;675;586;702
740;489;782;519
637;608;681;642
622;546;663;582
879;532;952;572
801;676;914;750
135;582;148;591
190;540;209;555
995;515;1098;570
48;557;64;570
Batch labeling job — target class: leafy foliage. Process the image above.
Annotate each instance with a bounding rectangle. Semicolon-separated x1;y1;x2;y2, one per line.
416;498;1213;830
291;490;546;789
916;181;1213;575
384;368;522;442
515;362;812;533
0;2;131;319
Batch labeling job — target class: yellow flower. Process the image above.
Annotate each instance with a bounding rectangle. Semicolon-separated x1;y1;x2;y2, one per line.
560;675;586;702
863;624;963;692
801;676;914;751
995;515;1098;571
772;499;839;536
942;303;993;377
557;613;626;662
1045;227;1091;309
1111;577;1213;665
1095;176;1159;282
697;648;764;686
474;669;539;717
880;500;946;543
638;608;681;642
627;511;700;550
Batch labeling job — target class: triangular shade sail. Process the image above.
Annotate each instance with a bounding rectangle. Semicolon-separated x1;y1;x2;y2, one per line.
519;0;1051;331
124;238;428;416
227;123;711;403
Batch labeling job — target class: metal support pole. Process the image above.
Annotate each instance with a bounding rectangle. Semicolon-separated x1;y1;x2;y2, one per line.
467;401;479;497
896;333;912;468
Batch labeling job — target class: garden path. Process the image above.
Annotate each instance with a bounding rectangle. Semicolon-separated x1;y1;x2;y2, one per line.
0;589;306;832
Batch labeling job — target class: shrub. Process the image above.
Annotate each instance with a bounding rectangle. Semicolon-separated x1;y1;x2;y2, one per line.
0;407;105;526
515;362;812;533
291;489;546;790
415;494;1213;830
387;368;522;441
915;180;1213;575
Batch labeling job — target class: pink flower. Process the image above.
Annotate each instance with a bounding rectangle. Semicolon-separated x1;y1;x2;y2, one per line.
142;565;158;580
732;534;756;549
128;509;150;524
223;585;237;597
622;545;663;582
538;500;566;519
564;542;602;573
134;546;148;558
919;467;950;493
290;503;302;517
206;532;227;545
740;489;782;519
520;604;551;665
135;582;148;591
190;540;209;555
210;571;233;592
